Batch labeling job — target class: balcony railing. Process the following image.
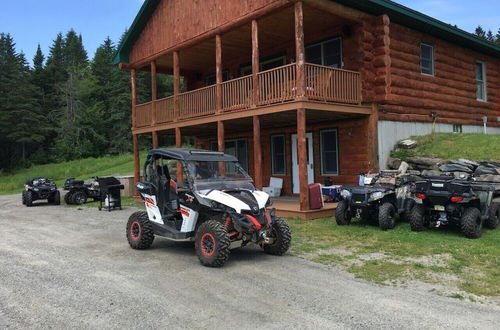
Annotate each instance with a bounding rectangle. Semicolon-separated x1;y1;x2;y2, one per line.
134;63;361;128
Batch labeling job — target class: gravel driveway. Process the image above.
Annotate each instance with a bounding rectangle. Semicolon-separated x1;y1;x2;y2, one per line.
1;193;499;329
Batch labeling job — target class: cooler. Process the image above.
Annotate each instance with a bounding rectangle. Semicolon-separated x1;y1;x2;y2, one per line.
308;183;323;210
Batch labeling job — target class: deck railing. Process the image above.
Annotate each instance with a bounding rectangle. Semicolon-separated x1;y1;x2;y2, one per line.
134;63;361;127
222;75;253;111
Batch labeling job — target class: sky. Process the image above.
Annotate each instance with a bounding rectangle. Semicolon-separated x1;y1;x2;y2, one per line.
0;0;498;65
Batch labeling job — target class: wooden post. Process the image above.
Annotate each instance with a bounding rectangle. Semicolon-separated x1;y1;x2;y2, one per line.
131;69;137;128
175;127;183;183
173;51;180;121
294;1;306;99
133;133;140;197
152;131;159;149
368;103;380;172
151;60;157;126
297;108;309;211
215;34;222;113
251;19;259;106
217;121;225;175
253;115;262;189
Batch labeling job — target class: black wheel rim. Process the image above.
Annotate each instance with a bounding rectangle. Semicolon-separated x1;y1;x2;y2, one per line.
201;233;216;257
76;194;85;204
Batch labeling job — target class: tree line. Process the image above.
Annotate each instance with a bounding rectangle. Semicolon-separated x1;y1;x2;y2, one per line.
0;30;173;171
474;26;500;44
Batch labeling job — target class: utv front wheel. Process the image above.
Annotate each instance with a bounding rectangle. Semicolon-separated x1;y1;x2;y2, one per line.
195;220;230;267
22;191;26;205
72;191;87;205
378;202;396;230
126;211;155;249
262;217;291;256
485;203;500;229
461;207;482;239
335;200;352;225
409;204;428;232
51;191;60;205
25;191;33;207
64;192;73;205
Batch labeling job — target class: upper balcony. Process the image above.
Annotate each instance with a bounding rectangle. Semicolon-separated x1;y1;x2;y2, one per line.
134;63;361;129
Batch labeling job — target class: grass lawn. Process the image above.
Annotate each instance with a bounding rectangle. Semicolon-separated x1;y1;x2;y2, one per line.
287;216;500;299
391;133;500;161
0;151;148;195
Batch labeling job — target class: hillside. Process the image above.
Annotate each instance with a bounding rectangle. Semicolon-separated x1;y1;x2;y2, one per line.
0;151;147;195
391;133;500;161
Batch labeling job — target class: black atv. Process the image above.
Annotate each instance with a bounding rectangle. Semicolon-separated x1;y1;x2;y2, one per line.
22;178;60;207
335;171;416;230
409;176;500;239
126;148;292;267
63;177;101;205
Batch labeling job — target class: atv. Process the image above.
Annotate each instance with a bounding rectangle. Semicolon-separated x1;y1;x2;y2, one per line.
126;148;292;267
22;178;60;207
409;176;500;238
335;170;416;230
63;177;101;205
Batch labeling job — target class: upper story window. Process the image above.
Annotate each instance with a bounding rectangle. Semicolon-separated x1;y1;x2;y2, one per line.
205;70;229;86
475;61;487;101
240;55;286;76
305;37;342;68
420;43;434;75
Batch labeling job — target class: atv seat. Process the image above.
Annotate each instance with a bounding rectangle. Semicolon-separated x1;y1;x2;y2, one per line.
155;165;179;217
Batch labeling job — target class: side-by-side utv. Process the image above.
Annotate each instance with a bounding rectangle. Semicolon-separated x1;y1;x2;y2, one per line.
126;148;292;267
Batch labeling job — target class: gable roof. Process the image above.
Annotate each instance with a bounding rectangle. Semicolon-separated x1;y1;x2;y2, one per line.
112;0;500;65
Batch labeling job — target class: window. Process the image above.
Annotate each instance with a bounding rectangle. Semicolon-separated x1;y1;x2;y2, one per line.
453;124;462;133
420;43;434;75
305;37;342;68
205;70;230;86
271;135;286;175
240;55;286;76
475;61;487;101
320;129;339;175
210;139;248;171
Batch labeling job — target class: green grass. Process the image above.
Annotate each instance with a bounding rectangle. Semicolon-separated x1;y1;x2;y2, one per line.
0;151;148;195
391;133;500;161
287;217;500;297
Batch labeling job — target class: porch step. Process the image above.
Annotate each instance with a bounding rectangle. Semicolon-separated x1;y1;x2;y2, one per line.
268;199;337;220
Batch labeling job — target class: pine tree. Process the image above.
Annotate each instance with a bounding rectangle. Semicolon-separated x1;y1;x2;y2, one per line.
496;28;500;45
64;29;88;68
486;30;495;42
474;26;486;39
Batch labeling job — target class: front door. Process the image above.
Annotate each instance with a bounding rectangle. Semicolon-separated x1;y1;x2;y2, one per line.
291;133;314;194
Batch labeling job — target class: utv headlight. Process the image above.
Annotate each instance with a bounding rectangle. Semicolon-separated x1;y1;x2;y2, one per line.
340;189;351;198
370;192;384;200
34;188;39;192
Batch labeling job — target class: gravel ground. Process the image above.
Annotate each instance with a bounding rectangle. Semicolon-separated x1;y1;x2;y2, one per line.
1;193;499;329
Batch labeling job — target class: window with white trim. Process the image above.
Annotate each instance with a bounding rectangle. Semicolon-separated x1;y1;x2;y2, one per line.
475;61;487;101
320;128;339;175
271;135;286;175
305;37;342;68
420;43;434;75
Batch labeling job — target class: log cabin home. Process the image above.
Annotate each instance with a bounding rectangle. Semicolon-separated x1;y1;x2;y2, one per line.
114;0;500;214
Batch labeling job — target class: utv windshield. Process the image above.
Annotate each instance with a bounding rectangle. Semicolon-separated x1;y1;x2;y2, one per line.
184;160;254;192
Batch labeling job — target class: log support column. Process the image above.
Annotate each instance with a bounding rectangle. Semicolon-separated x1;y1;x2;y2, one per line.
175;127;183;183
151;60;157;126
215;35;222;113
297;108;309;211
251;20;259;106
294;1;306;99
253;115;262;189
133;134;140;197
152;131;159;149
173;51;180;121
217;121;225;175
131;69;137;128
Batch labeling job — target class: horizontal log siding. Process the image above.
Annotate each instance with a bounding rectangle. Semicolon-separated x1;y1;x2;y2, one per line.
384;23;500;126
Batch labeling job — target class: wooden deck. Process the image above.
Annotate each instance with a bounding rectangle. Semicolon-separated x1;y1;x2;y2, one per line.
269;196;337;220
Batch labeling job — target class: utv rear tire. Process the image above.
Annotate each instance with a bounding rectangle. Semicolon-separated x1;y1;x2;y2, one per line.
64;192;73;205
195;220;230;267
461;207;482;239
485;203;499;229
22;191;26;205
50;191;60;205
335;200;352;225
126;211;155;249
409;204;428;232
262;217;292;256
25;191;33;207
72;191;87;205
378;203;396;230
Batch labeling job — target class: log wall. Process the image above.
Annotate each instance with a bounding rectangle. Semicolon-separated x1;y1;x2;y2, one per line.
384;23;500;126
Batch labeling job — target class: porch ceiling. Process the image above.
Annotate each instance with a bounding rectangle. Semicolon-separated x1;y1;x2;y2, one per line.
150;4;354;73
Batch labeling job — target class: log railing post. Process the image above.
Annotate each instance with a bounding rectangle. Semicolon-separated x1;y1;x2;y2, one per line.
251;19;259;106
151;60;157;126
253;115;262;189
173;51;180;121
294;1;306;99
215;34;222;113
131;68;137;129
297;108;309;210
133;133;140;197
